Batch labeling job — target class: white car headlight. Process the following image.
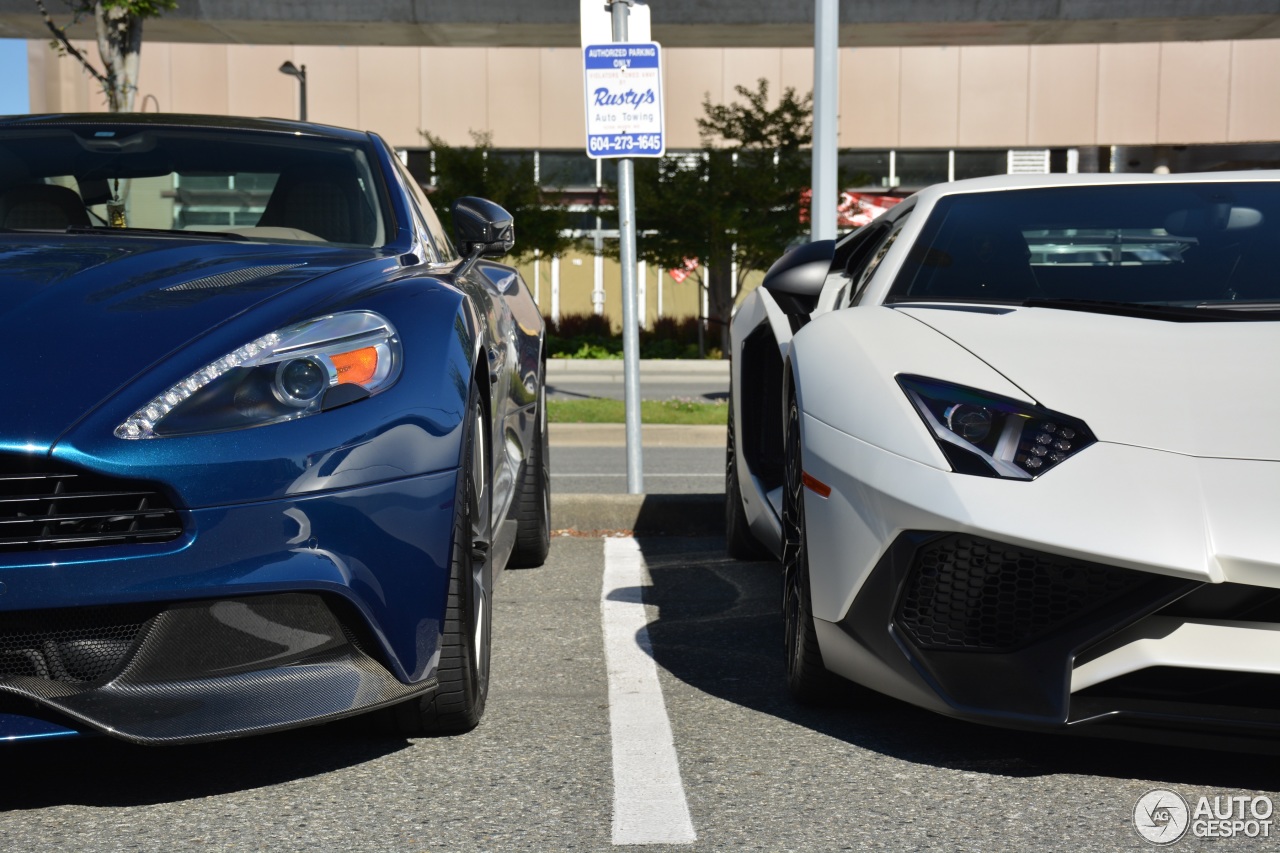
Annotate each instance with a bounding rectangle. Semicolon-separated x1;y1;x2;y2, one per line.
898;375;1095;479
116;311;401;439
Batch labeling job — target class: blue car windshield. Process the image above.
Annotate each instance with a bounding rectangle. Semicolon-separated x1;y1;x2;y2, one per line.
0;126;388;248
886;182;1279;308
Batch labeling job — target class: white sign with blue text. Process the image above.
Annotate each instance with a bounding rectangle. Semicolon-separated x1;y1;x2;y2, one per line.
583;42;664;159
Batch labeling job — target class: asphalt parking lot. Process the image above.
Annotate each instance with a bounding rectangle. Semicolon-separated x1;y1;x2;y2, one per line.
5;368;1278;851
4;534;1279;852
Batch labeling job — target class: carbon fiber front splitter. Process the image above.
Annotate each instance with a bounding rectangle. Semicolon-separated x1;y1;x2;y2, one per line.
0;593;432;744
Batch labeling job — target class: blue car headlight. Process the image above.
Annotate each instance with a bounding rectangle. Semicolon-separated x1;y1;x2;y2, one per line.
116;311;401;439
898;375;1095;479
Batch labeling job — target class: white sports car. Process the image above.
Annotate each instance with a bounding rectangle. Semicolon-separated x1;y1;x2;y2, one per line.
727;171;1280;742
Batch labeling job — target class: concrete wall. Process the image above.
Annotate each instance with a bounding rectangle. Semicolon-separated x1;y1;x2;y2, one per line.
29;40;1280;150
4;0;1280;47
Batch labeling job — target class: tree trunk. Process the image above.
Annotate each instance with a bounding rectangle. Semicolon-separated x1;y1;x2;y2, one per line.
706;256;735;358
95;3;144;111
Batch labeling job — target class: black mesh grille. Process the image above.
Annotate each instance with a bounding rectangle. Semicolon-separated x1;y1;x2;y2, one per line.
0;606;157;683
0;460;181;552
896;535;1151;651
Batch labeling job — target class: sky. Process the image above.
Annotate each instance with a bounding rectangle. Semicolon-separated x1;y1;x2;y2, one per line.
0;40;30;114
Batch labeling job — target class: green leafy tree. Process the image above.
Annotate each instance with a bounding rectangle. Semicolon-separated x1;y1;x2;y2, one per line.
36;0;177;112
626;79;813;356
424;131;579;263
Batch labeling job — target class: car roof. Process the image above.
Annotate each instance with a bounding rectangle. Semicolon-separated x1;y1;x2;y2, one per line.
910;169;1280;207
0;113;375;144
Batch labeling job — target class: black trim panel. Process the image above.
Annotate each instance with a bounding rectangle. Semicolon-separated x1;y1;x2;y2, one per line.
836;531;1199;727
0;593;429;744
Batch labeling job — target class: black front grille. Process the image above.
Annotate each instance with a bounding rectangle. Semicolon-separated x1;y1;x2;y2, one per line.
0;605;157;683
0;464;181;552
896;535;1152;651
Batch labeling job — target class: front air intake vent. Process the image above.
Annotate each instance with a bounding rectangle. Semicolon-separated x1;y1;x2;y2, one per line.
0;604;158;683
896;535;1151;651
0;462;181;552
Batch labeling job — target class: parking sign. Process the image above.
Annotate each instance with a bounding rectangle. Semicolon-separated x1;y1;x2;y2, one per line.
583;42;665;159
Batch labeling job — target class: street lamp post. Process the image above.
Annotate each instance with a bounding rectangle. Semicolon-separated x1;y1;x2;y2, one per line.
278;61;308;121
812;0;838;241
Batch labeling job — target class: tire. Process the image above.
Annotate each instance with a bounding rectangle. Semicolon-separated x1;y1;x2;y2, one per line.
725;391;772;561
382;385;493;734
509;379;550;568
781;392;836;703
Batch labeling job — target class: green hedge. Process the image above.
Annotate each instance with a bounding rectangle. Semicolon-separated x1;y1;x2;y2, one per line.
545;313;721;360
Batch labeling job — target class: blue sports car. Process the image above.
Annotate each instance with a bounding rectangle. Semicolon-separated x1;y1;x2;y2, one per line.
0;114;549;744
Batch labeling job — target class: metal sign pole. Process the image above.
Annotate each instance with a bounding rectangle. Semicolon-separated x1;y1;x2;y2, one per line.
611;0;645;494
812;0;838;241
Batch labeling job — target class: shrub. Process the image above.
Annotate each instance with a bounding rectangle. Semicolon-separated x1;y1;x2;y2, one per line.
544;312;717;359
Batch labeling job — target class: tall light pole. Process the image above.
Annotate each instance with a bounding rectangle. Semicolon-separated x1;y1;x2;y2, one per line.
812;0;838;241
279;61;308;121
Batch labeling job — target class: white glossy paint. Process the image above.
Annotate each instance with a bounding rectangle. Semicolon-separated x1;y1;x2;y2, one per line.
1072;617;1280;692
729;170;1280;720
899;306;1280;460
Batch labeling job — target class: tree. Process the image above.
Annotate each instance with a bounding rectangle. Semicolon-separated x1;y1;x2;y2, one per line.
626;79;813;356
36;0;177;112
424;131;580;264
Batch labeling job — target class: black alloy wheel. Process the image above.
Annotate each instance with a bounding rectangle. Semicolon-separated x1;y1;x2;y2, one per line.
383;382;493;734
781;393;834;703
510;377;551;568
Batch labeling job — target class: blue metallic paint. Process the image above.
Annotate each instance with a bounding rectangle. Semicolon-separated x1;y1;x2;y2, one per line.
0;713;81;741
0;236;376;446
0;471;458;683
56;276;478;507
0;115;545;742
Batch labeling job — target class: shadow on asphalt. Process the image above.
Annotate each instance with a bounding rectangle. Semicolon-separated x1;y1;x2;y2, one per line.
632;536;1280;790
0;723;409;811
545;384;594;400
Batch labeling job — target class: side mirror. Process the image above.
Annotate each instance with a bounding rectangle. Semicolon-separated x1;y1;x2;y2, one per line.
452;196;515;258
762;239;834;316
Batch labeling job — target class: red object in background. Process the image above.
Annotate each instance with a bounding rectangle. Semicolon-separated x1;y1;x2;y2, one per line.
668;257;699;282
799;188;904;229
838;191;903;227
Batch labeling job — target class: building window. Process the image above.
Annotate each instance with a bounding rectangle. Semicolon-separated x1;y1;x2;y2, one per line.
895;150;950;190
404;150;433;185
839;150;891;188
539;151;597;189
491;149;536;180
953;150;1009;181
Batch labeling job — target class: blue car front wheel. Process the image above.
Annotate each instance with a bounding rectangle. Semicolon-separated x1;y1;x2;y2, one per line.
382;381;493;735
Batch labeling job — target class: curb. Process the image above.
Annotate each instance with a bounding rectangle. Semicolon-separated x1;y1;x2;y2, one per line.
549;423;726;447
551;493;724;536
546;359;729;377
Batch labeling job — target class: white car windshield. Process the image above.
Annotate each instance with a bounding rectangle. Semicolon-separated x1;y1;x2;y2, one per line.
887;182;1277;309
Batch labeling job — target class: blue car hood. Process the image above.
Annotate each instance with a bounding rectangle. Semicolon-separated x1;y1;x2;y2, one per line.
0;234;376;447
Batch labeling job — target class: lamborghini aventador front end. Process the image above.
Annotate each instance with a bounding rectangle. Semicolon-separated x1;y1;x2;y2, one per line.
734;171;1280;744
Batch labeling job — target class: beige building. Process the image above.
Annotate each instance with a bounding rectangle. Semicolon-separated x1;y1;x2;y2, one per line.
25;38;1280;326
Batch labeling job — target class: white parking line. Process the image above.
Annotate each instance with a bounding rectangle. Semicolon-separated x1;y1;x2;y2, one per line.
601;537;697;846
